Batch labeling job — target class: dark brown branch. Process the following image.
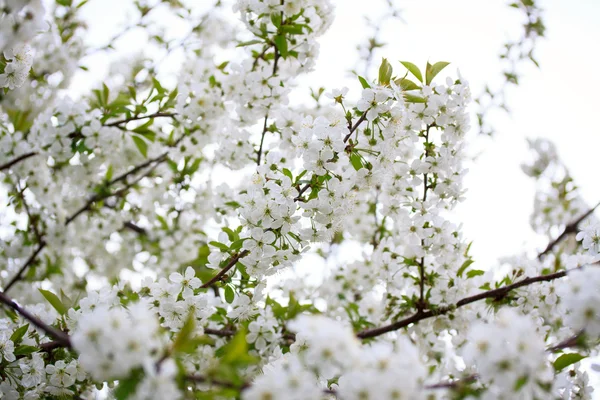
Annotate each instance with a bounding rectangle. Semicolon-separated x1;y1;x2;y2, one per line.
343;112;368;143
357;269;570;339
200;250;250;288
547;331;585;352
16;182;43;242
538;202;600;259
205;327;236;336
0;291;71;348
0;152;38;172
3;181;47;293
3;242;47;293
105;112;177;127
40;340;65;352
425;374;479;390
65;153;167;226
123;221;147;235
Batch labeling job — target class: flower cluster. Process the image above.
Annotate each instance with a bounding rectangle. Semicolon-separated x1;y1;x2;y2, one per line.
71;301;162;381
0;0;45;90
462;308;553;399
0;0;598;399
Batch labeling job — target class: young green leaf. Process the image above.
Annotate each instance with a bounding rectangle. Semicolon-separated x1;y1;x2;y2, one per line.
358;76;371;89
553;353;586;372
10;324;29;343
274;35;288;58
173;313;196;353
132;135;148;158
38;289;68;315
378;58;393;85
400;61;423;83
425;61;450;85
225;285;235;304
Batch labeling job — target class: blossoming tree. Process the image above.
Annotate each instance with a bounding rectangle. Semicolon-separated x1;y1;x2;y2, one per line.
0;0;597;399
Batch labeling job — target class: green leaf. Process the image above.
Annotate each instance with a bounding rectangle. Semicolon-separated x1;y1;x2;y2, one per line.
457;259;474;278
102;83;110;105
10;324;29;343
38;289;68;315
173;313;196;353
400;61;423;82
230;239;245;251
132;135;148;158
466;269;484;278
349;153;363;171
14;345;38;356
553;353;586;372
225;285;235;304
403;94;427;103
425;61;450;85
270;13;282;28
358;76;371;89
514;375;529;391
114;368;144;400
131;119;153;134
378;58;393;85
222;227;237;242
274;35;288;58
282;168;293;181
152;78;166;94
209;241;230;252
56;0;73;6
280;24;304;34
221;328;257;365
237;40;263;47
394;78;420;91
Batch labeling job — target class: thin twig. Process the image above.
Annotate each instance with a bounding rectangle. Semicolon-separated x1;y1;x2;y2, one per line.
255;41;280;166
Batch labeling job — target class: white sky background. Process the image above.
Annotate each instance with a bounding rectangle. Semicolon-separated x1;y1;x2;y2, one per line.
71;0;600;392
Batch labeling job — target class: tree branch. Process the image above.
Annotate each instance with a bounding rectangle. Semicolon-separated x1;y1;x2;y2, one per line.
0;152;38;172
356;268;570;339
3;242;47;293
65;153;167;226
200;250;250;288
0;291;71;348
3;181;47;293
538;201;600;259
104;112;177;127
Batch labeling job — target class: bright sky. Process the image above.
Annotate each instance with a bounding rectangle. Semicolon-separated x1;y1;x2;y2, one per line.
73;0;600;392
